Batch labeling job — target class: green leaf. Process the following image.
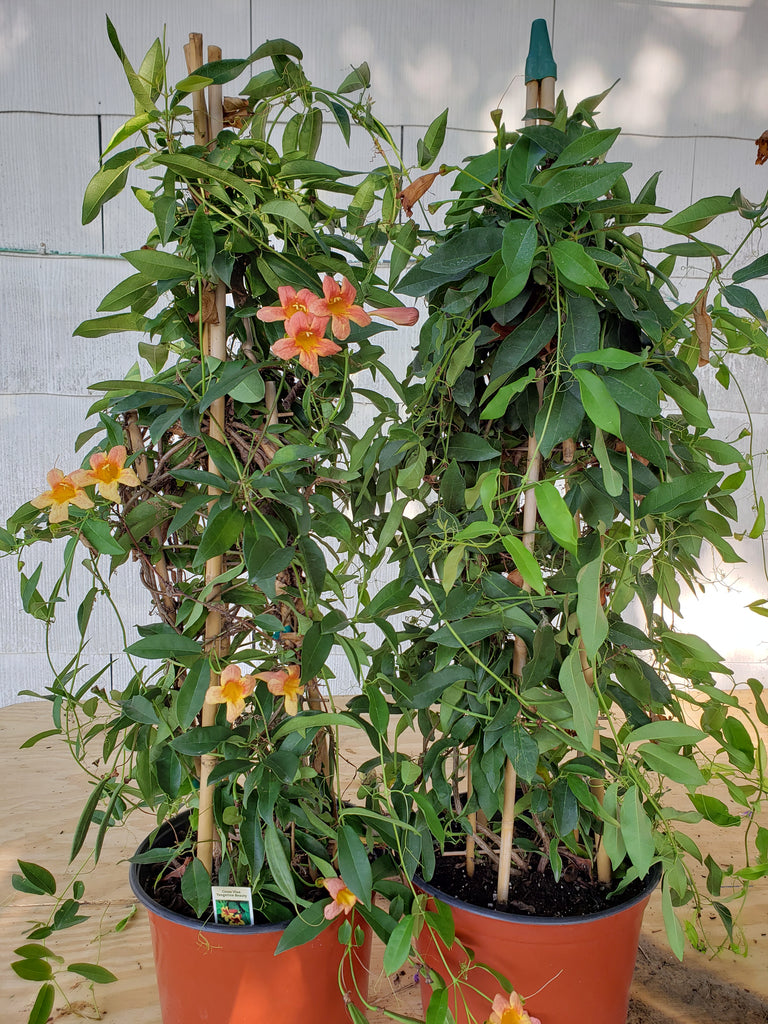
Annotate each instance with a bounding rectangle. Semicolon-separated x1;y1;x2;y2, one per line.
662;878;685;960
418;108;448;168
732;253;768;284
337;825;373;906
120;695;160;726
501;534;545;595
577;557;609;660
73;312;148;338
558;647;598;750
638;472;721;517
16;861;56;897
27;983;55;1024
498;220;537;301
122;248;196;282
574;368;621;435
492;307;558;380
274;900;328;954
627;721;707;745
12;960;53;982
82;147;147;224
81;519;125;558
551;240;608;290
603;367;661;418
620;784;655;879
126;630;201;661
689;794;741;827
446;433;500;463
535;481;579;554
638;744;704;788
150;154;256;202
265;823;297;903
194;508;245;566
537;162;631;209
571;349;644;370
180;858;211;917
663;195;736;234
551;128;621;168
261;199;315;236
501;724;539;782
337;61;370;94
97;273;156;313
189;204;216;271
398;226;503;296
383;914;415;975
170;725;233;756
176;660;211;730
480;368;536;419
722;283;767;324
70;779;108;861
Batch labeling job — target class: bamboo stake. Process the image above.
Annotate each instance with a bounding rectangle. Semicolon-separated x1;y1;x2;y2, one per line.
196;40;227;875
184;34;209;147
465;753;476;877
207;46;223;142
497;24;556;902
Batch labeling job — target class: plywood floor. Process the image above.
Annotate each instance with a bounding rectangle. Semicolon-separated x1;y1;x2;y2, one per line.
2;701;767;1023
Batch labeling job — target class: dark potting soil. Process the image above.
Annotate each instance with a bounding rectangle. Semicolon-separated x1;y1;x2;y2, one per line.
429;853;649;919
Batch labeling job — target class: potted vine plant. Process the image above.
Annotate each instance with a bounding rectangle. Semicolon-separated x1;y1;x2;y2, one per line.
5;22;419;1024
350;21;768;1024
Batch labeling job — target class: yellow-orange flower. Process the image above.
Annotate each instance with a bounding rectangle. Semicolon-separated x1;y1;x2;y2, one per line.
257;286;318;323
308;275;371;341
322;876;358;920
487;992;541;1024
255;663;304;716
271;312;340;377
81;445;141;503
31;468;93;523
205;664;257;723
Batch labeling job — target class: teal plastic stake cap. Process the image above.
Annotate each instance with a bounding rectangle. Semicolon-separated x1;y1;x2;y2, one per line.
525;18;557;83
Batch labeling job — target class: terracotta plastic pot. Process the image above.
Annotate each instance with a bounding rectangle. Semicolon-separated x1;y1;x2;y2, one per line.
129;813;372;1024
415;864;661;1024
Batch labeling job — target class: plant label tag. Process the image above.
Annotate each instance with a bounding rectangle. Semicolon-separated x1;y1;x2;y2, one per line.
211;885;255;927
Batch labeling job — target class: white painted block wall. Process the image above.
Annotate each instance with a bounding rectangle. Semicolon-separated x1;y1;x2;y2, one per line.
2;0;768;705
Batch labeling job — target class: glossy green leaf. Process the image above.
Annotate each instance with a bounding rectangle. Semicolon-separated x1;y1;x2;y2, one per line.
194;508;245;566
261;199;315;236
480;368;536;419
27;983;55;1024
732;253;768;284
537;162;631;209
337;825;373;906
122;248;196;282
573;369;620;436
497;219;537;301
16;861;56;897
663;195;735;234
73;312;148;338
620;784;655;879
446;433;500;463
551;240;608;290
265;823;297;903
383;914;415;974
722;283;767;324
337;61;370;94
501;533;545;595
126;630;201;660
688;794;741;828
551;128;621;168
151;154;256;202
638;472;721;517
558;647;598;750
274;900;327;954
82;147;148;224
638;744;704;788
176;660;211;730
534;481;579;554
577;557;608;660
67;962;118;985
80;519;125;558
12;959;53;982
662;878;685;960
170;725;233;755
492;307;558;380
571;349;644;369
501;723;539;782
180;858;212;917
418;107;448;168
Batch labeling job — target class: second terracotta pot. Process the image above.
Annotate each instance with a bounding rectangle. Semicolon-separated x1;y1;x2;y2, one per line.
415;865;660;1024
129;813;372;1024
